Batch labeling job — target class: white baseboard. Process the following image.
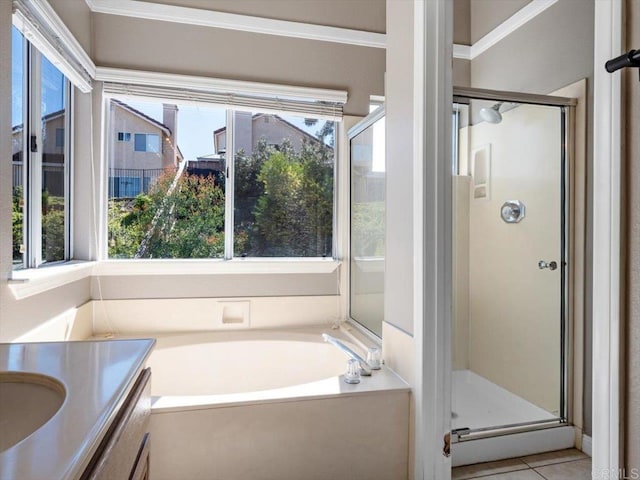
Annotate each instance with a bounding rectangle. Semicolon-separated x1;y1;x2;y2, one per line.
581;434;592;457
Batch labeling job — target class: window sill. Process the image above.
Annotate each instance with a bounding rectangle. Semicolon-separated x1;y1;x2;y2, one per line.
9;261;97;300
92;258;341;276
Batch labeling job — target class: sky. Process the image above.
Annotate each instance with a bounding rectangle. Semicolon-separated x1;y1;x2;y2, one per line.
12;27;66;127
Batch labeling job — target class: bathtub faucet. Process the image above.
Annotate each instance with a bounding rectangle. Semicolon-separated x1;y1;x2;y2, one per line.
322;333;372;376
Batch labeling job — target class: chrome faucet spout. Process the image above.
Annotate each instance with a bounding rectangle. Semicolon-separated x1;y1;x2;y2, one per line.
322;333;372;376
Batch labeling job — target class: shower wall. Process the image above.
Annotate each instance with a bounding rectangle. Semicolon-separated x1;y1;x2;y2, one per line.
453;175;471;371
455;104;562;414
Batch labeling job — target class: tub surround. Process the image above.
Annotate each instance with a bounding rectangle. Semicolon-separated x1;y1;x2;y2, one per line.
148;331;409;412
113;325;411;480
0;339;155;480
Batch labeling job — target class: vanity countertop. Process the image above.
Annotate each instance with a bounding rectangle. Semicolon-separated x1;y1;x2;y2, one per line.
0;338;155;480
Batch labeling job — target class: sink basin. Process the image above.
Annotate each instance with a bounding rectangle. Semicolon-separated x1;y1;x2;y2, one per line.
0;372;66;453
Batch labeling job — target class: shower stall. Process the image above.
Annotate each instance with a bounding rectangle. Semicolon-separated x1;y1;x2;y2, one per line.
451;88;578;465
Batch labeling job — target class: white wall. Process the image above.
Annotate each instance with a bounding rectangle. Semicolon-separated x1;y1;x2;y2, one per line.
384;0;415;338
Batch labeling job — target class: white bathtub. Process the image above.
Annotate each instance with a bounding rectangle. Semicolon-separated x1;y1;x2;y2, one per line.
128;325;410;480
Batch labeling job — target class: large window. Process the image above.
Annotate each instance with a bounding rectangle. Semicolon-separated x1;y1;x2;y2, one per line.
106;98;336;259
232;112;335;257
12;26;72;269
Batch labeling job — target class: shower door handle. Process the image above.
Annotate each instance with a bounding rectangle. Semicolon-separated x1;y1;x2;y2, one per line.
538;260;558;271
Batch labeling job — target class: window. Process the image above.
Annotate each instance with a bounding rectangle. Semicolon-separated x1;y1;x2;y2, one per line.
134;133;160;152
55;128;65;148
12;26;72;269
106;98;336;259
233;112;335;257
349;108;385;337
117;132;131;142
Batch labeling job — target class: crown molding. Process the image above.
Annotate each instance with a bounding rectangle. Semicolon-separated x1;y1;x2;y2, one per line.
85;0;386;49
453;0;558;60
453;44;471;60
85;0;556;59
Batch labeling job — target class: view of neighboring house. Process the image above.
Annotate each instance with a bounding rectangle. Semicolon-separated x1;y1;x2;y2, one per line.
108;99;183;198
213;111;326;157
186;111;332;177
107;104;331;198
12;110;66;197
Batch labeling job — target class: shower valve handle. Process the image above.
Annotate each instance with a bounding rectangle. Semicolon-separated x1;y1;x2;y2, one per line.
538;260;557;271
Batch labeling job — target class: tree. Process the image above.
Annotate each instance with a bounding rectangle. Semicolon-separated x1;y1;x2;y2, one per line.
250;137;334;257
109;120;335;259
108;171;226;258
12;186;23;263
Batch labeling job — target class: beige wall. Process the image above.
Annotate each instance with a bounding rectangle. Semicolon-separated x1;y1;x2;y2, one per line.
470;0;593;94
453;176;471;371
465;104;562;413
624;0;640;470
91;272;338;299
49;0;92;53
470;0;531;43
92;13;385;116
454;0;471;45
138;0;386;33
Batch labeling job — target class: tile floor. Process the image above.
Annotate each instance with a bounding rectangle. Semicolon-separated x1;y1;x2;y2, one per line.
452;448;592;479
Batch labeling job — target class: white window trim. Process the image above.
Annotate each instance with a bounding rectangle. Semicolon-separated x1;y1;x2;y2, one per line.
12;0;95;92
96;67;347;107
8;261;96;300
102;91;341;263
93;259;340;276
416;0;453;478
17;35;74;270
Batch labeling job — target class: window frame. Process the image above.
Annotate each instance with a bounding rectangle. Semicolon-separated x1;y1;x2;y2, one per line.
103;95;339;261
14;31;74;270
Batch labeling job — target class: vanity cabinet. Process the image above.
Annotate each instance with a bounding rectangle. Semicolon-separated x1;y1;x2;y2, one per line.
81;368;151;480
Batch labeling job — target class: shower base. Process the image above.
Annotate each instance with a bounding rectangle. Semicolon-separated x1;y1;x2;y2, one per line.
451;369;574;467
452;369;557;432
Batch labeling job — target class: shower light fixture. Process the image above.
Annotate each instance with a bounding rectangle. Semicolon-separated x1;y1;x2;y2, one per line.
479;103;503;124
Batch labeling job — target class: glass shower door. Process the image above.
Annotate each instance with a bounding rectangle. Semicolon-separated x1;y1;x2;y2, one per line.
451;96;568;437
